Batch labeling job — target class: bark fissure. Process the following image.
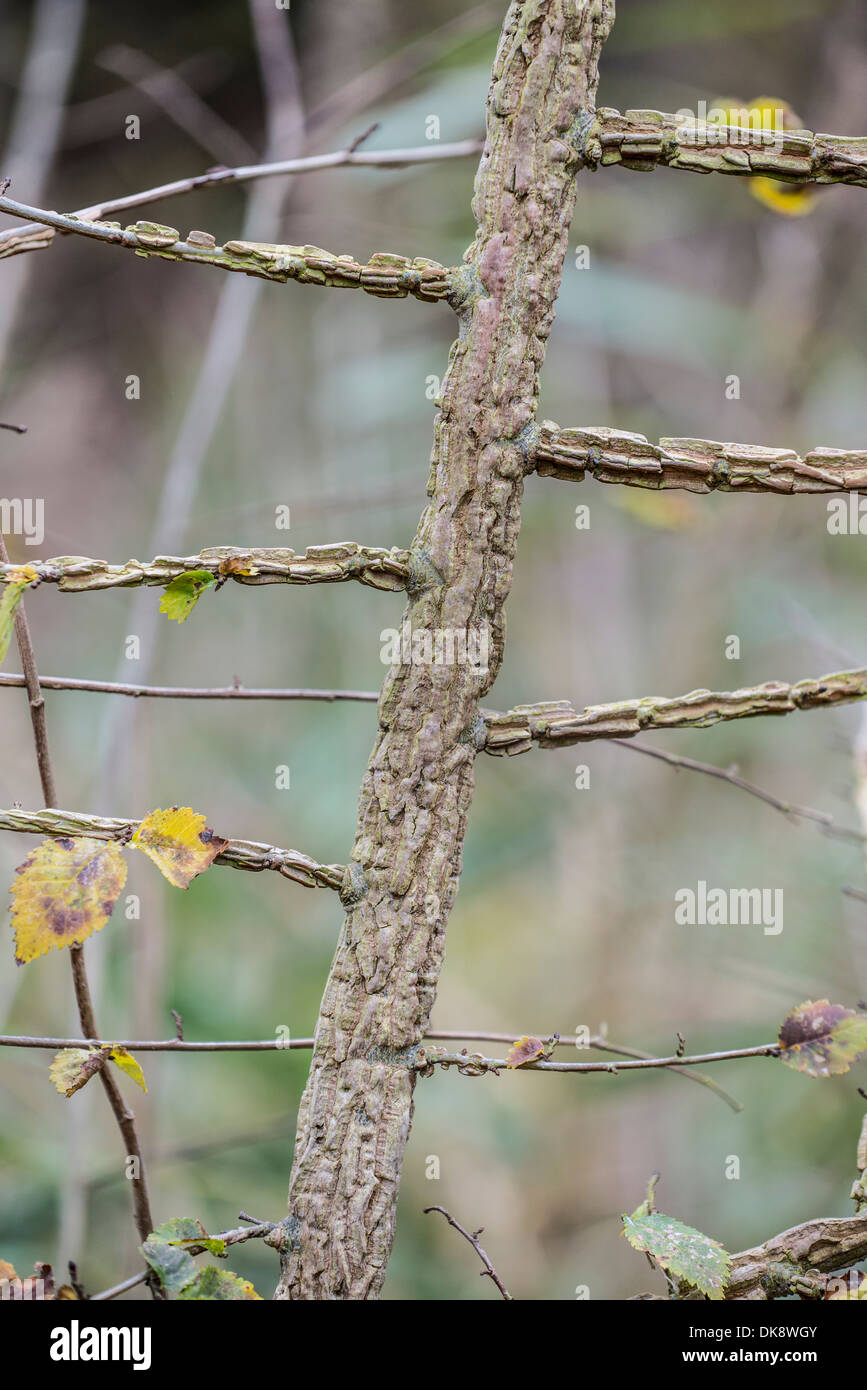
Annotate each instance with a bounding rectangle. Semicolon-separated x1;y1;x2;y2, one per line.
275;0;615;1301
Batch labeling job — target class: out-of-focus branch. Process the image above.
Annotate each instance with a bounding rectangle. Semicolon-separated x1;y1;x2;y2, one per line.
588;107;867;188
0;544;411;594
483;669;867;755
95;44;257;166
0;0;86;378
0;807;344;890
614;738;864;844
0;193;452;299
531;422;867;494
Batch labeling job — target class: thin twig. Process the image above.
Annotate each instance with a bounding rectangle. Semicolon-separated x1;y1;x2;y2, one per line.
0;534;156;1248
614;738;864;843
0;1031;779;1072
0;137;480;250
0;673;379;701
423;1206;512;1300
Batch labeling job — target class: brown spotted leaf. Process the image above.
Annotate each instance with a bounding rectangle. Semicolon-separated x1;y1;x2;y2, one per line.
11;837;128;964
506;1035;546;1069
131;806;228;889
778;1000;867;1077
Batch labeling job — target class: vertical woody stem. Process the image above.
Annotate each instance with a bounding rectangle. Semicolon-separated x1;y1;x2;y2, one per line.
275;0;615;1300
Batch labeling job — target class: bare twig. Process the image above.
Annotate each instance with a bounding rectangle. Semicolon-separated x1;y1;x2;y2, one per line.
0;140;482;259
424;1206;512;1300
614;738;864;843
0;673;379;702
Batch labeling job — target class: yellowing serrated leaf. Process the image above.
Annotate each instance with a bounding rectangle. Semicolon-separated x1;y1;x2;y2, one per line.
109;1046;147;1093
11;837;128;964
0;566;38;669
49;1047;110;1097
131;806;228;889
159;570;217;622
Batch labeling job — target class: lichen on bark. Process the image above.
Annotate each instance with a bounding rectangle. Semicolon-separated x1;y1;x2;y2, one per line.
274;0;616;1300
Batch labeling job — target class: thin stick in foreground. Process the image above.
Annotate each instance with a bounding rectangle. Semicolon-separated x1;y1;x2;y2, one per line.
424;1206;512;1300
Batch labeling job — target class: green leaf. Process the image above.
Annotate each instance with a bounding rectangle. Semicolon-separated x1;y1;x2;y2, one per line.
177;1266;261;1300
778;1000;867;1077
158;570;217;623
622;1210;731;1300
141;1237;197;1294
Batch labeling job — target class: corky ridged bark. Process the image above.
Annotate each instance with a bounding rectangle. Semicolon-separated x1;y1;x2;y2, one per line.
274;0;615;1301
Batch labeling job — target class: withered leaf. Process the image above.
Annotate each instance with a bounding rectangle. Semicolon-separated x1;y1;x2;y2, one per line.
11;836;127;964
131;806;228;889
778;1000;867;1077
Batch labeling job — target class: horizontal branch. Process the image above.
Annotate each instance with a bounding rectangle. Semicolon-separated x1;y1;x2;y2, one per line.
0;1027;767;1099
531;423;867;494
483;668;867;755
415;1044;778;1075
0;138;482;260
589;107;867;188
0;674;380;702
0;544;411;594
0;807;344;890
0;193;451;300
725;1216;867;1300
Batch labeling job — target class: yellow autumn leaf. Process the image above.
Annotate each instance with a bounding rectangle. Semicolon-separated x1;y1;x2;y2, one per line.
0;1260;17;1283
109;1046;147;1093
49;1047;110;1097
712;96;816;218
11;837;128;964
131;806;228;889
0;565;38;669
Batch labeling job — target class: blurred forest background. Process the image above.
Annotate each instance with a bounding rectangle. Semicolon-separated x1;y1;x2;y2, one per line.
1;0;866;1300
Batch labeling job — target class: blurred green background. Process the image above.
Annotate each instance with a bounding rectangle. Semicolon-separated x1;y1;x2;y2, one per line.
1;0;866;1300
